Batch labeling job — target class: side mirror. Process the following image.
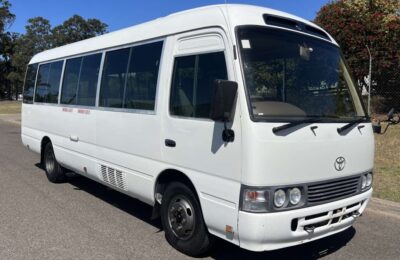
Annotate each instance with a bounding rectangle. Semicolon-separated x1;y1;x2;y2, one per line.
373;108;399;134
209;80;238;143
372;124;382;134
387;108;395;120
210;80;238;122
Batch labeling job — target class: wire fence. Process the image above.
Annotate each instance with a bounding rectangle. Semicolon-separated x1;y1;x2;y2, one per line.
360;74;400;117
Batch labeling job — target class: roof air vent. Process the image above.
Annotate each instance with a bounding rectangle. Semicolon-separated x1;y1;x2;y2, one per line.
263;14;331;41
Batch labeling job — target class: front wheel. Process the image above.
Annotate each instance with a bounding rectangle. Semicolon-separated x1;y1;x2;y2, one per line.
43;142;66;183
160;182;214;257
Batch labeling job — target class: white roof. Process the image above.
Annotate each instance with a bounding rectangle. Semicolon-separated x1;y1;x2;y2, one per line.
30;4;335;64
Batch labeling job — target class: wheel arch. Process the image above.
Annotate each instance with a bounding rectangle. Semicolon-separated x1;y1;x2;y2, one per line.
154;169;199;200
152;168;202;219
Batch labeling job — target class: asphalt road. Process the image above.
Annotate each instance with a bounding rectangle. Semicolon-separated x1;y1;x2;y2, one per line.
0;118;399;259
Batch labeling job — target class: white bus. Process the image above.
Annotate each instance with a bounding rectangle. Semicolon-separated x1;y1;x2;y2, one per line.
21;4;374;256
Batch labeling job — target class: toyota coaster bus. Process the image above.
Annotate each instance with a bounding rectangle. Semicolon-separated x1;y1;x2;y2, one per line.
21;4;374;256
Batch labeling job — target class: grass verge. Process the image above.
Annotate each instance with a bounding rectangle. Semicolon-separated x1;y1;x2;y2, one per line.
0;101;21;114
373;124;400;202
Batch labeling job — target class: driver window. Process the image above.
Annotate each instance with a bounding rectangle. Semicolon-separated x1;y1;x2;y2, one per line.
170;52;227;119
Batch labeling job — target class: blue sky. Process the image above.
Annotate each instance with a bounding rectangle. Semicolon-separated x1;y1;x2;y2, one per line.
8;0;330;34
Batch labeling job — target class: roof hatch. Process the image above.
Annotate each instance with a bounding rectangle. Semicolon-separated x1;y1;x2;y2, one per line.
263;14;331;41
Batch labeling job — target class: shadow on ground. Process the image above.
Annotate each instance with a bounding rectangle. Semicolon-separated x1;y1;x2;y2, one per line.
36;165;356;259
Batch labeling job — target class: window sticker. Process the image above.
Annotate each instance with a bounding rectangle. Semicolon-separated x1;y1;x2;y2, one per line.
241;39;251;49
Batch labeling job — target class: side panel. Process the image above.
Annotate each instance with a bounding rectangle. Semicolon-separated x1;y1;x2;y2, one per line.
21;104;98;177
21;103;160;206
94;110;161;204
21;105;41;154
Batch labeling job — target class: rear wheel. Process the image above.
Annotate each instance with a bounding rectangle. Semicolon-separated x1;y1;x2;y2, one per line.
43;142;66;183
160;182;214;257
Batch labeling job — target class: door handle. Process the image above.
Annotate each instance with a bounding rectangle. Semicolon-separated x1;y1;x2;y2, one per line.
165;139;176;147
70;135;79;142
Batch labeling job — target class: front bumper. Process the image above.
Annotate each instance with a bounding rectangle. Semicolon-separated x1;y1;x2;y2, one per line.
238;188;372;252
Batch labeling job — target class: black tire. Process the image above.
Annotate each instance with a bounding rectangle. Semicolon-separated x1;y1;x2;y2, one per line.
160;182;214;257
43;142;66;183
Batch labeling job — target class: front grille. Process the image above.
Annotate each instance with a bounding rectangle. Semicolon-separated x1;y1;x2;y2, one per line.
307;175;360;204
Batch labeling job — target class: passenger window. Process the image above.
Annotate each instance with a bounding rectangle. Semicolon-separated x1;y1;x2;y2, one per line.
61;57;81;104
124;41;163;110
99;48;130;108
35;61;64;104
170;52;227;118
61;53;102;106
23;64;38;104
77;54;102;106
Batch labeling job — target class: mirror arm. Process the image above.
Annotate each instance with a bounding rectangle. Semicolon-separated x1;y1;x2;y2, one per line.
382;116;399;134
222;118;235;143
381;123;391;135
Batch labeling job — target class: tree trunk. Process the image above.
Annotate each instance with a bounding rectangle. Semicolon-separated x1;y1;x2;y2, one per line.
5;79;12;100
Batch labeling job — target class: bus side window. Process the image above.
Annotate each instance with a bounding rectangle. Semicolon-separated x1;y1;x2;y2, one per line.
61;57;81;105
77;54;102;106
170;52;227;119
124;41;163;110
99;48;130;108
35;61;64;104
23;64;38;104
61;53;102;106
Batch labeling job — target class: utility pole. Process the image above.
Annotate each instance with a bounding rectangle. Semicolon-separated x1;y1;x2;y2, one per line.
366;45;372;116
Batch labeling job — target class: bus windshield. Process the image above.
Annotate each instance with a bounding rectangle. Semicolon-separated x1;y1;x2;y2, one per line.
237;26;366;121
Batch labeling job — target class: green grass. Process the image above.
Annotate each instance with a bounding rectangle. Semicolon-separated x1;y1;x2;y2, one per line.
373;124;400;202
0;101;21;114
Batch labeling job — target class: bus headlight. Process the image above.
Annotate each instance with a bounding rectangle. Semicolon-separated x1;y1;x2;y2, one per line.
361;175;367;189
289;188;302;205
240;185;305;212
274;189;286;207
366;173;373;187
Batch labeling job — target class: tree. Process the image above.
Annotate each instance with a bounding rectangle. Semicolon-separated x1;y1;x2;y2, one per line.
2;32;20;99
6;17;52;99
8;15;108;99
51;15;107;47
24;17;53;53
0;0;15;99
0;0;14;33
1;2;109;99
315;0;400;112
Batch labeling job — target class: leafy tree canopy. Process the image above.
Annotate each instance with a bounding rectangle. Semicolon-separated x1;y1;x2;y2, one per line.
0;0;15;99
315;0;400;111
0;0;14;33
52;15;107;47
0;3;108;99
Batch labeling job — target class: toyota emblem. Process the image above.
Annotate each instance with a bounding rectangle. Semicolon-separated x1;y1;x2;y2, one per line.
334;157;346;171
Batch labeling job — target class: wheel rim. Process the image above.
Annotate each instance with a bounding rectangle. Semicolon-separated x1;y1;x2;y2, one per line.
167;195;195;240
45;149;55;174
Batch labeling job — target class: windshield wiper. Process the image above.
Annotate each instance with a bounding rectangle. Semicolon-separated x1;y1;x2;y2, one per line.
337;117;367;134
272;118;322;134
